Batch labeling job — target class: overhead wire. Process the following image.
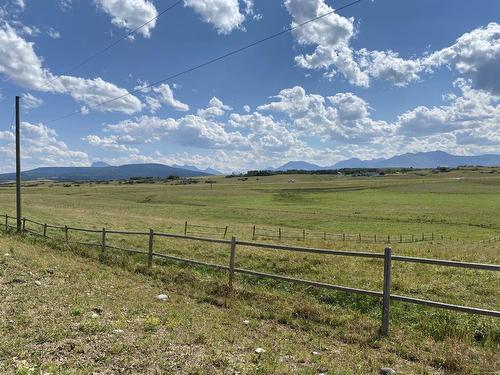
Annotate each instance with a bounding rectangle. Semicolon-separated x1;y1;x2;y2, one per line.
45;0;365;124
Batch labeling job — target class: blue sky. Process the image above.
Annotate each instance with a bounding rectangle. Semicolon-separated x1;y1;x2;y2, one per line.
0;0;499;172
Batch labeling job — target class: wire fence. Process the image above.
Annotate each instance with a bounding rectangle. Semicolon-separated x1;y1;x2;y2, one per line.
3;213;499;337
182;221;450;243
250;225;448;243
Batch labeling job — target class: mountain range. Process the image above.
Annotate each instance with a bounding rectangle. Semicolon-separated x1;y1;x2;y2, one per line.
0;163;212;182
272;151;500;171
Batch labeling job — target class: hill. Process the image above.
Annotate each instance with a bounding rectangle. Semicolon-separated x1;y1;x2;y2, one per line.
0;163;212;182
172;164;222;175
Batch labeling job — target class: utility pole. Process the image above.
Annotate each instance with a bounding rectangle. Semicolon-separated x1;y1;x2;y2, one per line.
15;96;21;233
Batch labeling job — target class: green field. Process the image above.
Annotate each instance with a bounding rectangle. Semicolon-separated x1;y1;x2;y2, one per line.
0;168;499;373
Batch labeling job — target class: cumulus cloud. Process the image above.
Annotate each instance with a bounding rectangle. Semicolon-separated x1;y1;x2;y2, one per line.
284;0;369;87
84;134;140;153
257;86;390;142
95;0;158;38
396;79;500;141
0;122;89;172
0;24;142;114
183;0;247;34
424;22;500;95
197;97;232;118
101;114;248;149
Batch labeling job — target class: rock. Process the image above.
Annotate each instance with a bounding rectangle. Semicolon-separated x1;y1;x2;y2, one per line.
113;329;124;335
380;368;396;375
91;313;99;319
34;280;42;286
243;320;250;325
46;268;54;274
312;351;320;356
91;307;104;315
4;253;10;256
155;294;169;301
255;347;265;354
8;278;26;284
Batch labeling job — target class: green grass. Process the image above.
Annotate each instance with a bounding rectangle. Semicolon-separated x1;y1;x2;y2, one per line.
0;234;499;374
0;168;499;373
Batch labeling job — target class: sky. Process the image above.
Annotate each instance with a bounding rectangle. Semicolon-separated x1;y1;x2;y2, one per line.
0;0;499;173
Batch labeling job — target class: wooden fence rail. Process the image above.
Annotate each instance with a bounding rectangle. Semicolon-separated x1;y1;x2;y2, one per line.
2;213;499;336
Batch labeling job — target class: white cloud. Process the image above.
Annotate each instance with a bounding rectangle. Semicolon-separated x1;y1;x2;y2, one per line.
184;0;246;34
21;93;43;109
396;79;500;141
94;0;158;38
197;97;232;118
58;0;72;11
0;122;90;172
358;49;423;87
151;84;189;112
424;22;500;95
102;114;249;149
47;28;61;39
284;0;369;87
84;134;139;153
0;24;142;114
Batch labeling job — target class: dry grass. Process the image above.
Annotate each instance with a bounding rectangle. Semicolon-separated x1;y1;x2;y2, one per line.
1;234;499;374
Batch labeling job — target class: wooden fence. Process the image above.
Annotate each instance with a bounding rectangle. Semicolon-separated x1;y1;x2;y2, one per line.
3;214;499;336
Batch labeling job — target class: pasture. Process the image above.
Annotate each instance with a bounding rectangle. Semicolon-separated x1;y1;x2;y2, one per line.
0;167;499;373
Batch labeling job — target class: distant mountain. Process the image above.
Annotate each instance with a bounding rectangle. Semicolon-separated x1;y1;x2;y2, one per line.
270;151;500;172
274;161;326;171
331;151;500;169
172;164;222;175
91;161;111;168
0;163;212;182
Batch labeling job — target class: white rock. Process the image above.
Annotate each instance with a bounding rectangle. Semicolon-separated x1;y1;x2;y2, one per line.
4;253;10;256
380;368;396;375
34;280;42;286
312;351;320;355
255;347;265;354
91;313;99;319
155;294;169;301
243;320;250;325
113;329;124;335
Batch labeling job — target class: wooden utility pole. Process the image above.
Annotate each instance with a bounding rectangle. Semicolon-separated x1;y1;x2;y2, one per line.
15;96;21;233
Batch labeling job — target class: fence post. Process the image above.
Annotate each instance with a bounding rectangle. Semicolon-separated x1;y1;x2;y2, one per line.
278;228;282;241
422;233;424;241
22;217;26;233
101;228;106;254
223;225;228;238
374;234;377;243
184;221;188;236
359;233;361;242
252;225;256;240
399;234;402;243
64;225;69;242
381;246;392;336
431;232;434;241
43;223;47;237
323;231;327;241
228;236;237;290
387;234;390;243
4;214;8;232
342;233;345;242
303;229;306;241
148;229;154;269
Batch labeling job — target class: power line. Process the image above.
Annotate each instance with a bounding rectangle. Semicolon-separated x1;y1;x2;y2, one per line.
41;0;183;90
46;0;364;124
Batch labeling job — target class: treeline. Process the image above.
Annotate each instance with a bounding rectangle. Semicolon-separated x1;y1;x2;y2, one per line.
226;168;422;178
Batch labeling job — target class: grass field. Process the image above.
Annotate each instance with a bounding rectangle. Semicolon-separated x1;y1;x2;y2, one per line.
0;168;499;373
